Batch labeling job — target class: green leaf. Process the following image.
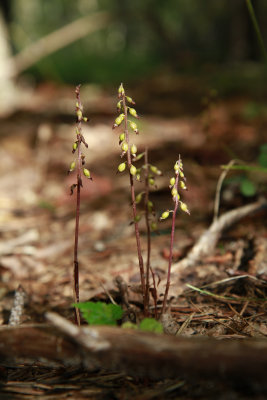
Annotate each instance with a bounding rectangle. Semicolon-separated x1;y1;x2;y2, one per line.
73;302;123;325
258;144;267;167
240;178;257;197
139;318;163;333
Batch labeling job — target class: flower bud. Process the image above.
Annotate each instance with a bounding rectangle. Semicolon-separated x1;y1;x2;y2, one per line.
180;181;187;190
179;171;184;178
83;168;91;178
126;96;135;105
174;163;179;172
119;132;125;142
121;142;128;152
149;178;155;186
118;162;126;172
170;177;176;186
147;200;154;212
130;165;137;176
69;161;76;172
113;114;125;129
117;101;122;111
160;211;170;220
171;187;178;197
129;121;139;133
118;83;125;97
150;165;157;174
75;102;79;108
72;142;78;151
180;202;190;214
134;214;141;222
135;192;143;204
83;117;88;122
131;144;137;155
136;173;141;181
77;110;82;120
129;108;139;118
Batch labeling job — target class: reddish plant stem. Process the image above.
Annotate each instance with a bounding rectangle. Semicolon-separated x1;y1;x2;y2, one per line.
144;148;151;316
73;85;82;326
161;164;180;316
150;267;158;319
121;90;146;310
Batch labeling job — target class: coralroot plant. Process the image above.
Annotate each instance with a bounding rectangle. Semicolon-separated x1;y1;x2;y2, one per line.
160;156;190;315
68;85;92;325
113;83;149;313
114;84;165;317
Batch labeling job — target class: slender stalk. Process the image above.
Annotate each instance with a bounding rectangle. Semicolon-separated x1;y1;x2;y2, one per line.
144;148;151;316
161;198;179;316
150;267;158;319
73;84;84;325
246;0;267;66
121;90;146;307
161;158;181;316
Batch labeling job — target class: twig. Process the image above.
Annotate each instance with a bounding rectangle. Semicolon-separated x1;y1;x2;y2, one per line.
173;198;267;272
8;12;110;78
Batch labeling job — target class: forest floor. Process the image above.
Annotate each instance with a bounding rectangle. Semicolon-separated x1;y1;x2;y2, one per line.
0;80;266;399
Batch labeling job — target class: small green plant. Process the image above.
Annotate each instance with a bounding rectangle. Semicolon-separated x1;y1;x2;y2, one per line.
221;144;267;198
68;85;92;325
74;302;123;326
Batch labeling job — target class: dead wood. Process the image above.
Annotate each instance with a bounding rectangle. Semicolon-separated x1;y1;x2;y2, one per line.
0;313;266;384
172;198;267;273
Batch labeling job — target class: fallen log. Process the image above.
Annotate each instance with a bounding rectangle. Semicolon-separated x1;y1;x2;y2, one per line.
0;312;266;385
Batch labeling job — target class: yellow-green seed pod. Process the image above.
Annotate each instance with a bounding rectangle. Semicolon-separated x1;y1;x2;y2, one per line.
126;96;135;104
135;192;143;204
129;121;138;132
147;200;154;212
131;144;137;155
69;161;76;172
117;101;122;110
149;178;155;185
83;117;88;122
170;177;176;186
130;165;137;176
180;202;189;214
160;211;170;220
150;165;158;174
134;214;141;222
121;142;128;152
77;110;82;120
73;142;78;151
180;181;187;189
151;221;157;231
179;171;184;178
118;162;126;172
129;108;138;118
75;102;79;108
136;173;141;181
83;168;91;178
119;133;125;142
174;163;179;172
171;187;178;197
115;113;125;126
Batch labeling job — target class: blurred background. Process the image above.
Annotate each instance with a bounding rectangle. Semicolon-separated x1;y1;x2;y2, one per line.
2;0;267;102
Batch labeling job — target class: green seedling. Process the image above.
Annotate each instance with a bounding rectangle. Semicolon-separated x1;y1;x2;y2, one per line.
74;301;123;326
